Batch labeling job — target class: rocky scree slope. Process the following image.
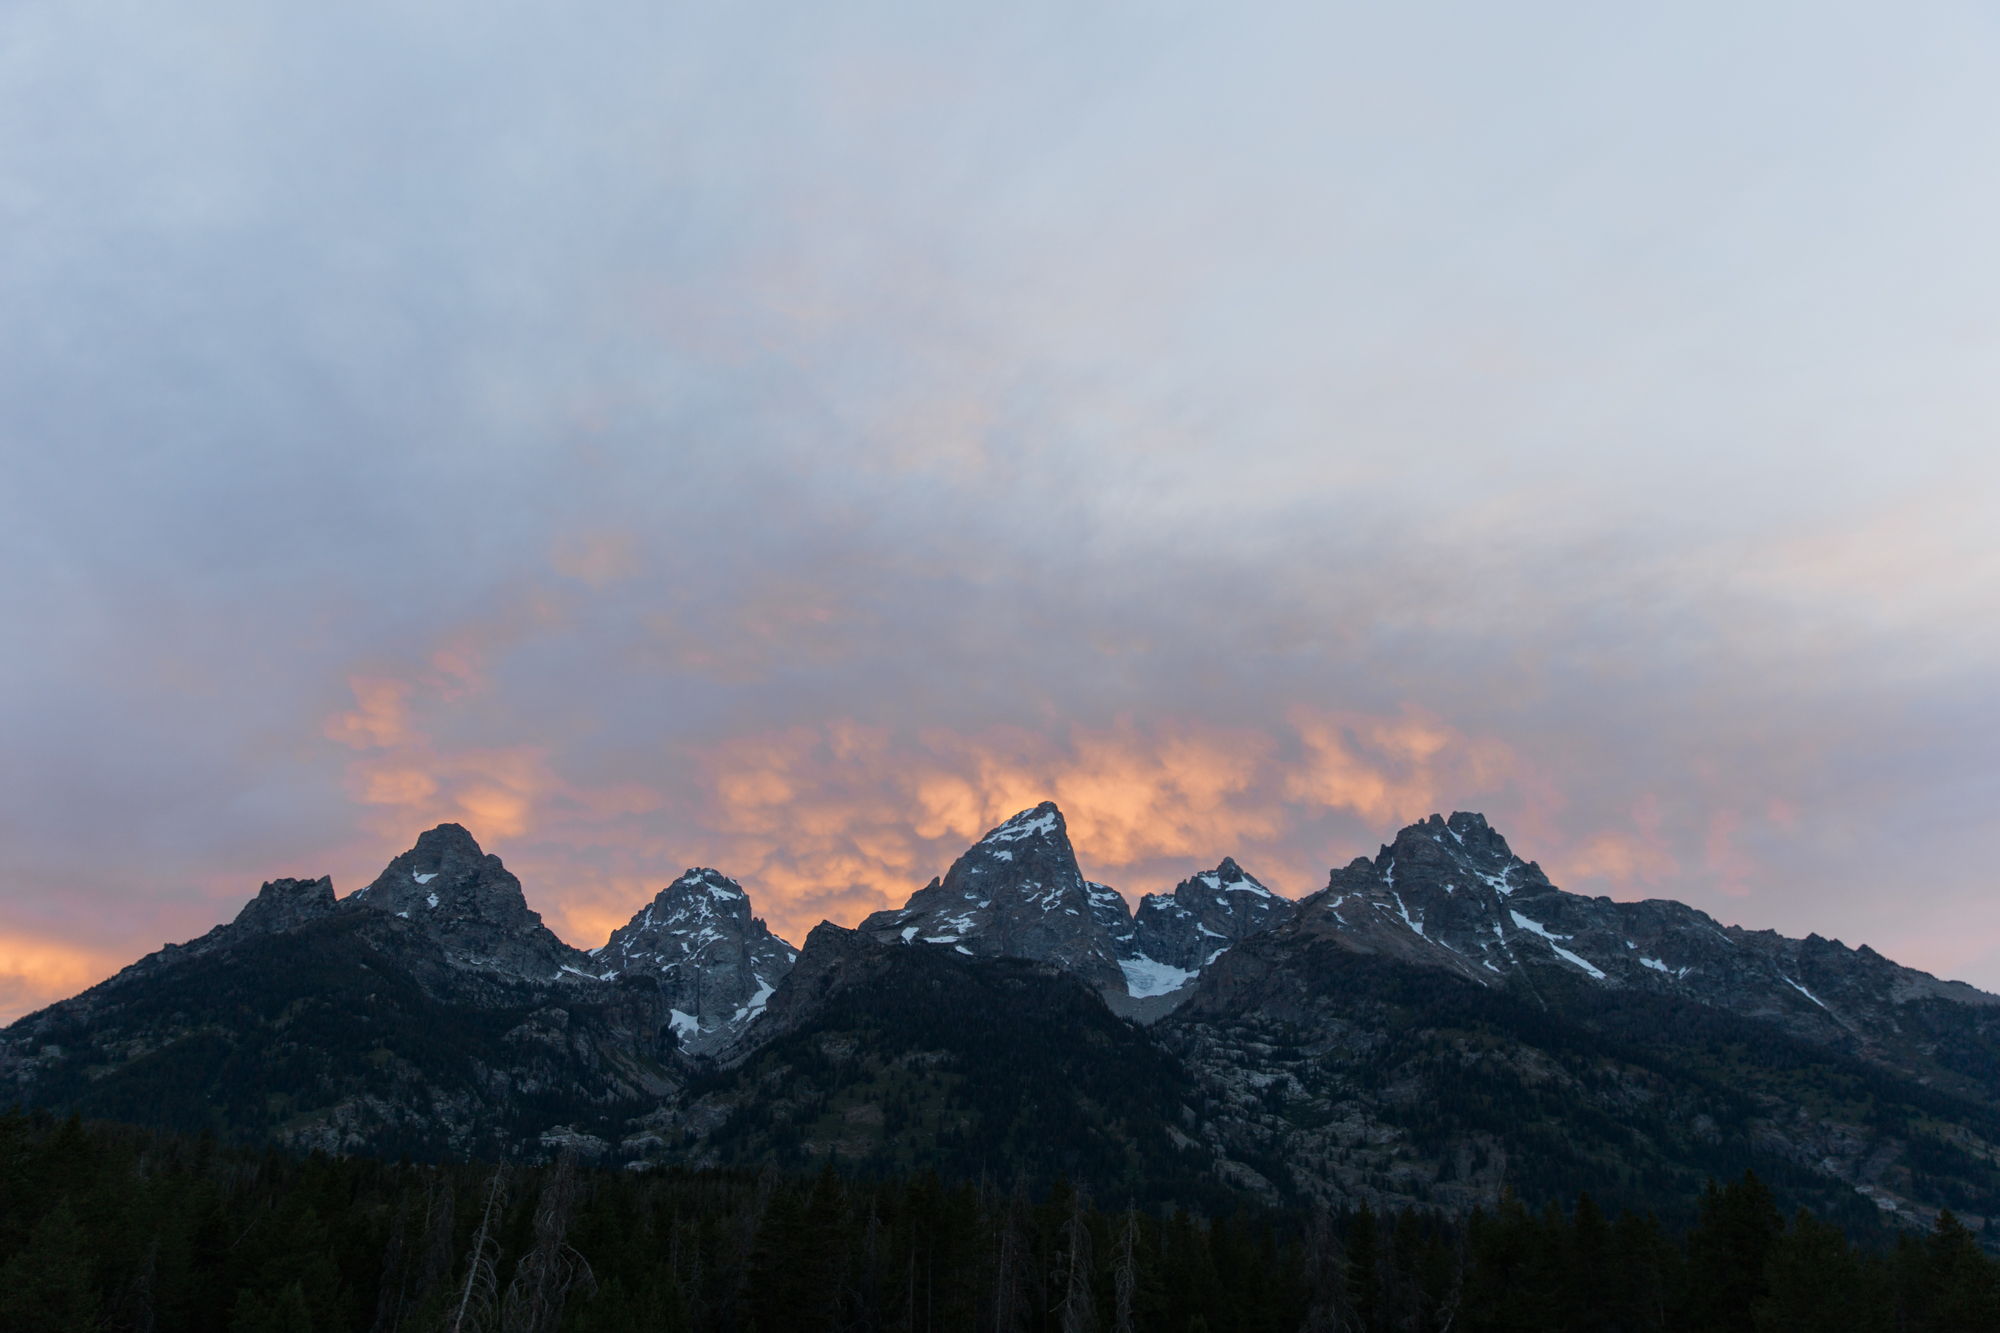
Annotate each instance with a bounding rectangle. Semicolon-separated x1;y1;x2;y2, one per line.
592;867;797;1056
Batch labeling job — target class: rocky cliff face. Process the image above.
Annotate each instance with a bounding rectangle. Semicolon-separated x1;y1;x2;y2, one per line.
858;803;1129;991
593;868;798;1056
350;823;598;982
1122;858;1295;994
855;804;1300;1020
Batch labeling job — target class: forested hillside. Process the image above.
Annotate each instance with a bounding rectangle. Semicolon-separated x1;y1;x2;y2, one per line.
5;1108;1997;1332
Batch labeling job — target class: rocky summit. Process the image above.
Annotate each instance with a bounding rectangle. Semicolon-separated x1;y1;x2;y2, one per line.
350;822;598;982
593;868;798;1056
1122;857;1296;998
853;802;1288;1020
857;802;1130;991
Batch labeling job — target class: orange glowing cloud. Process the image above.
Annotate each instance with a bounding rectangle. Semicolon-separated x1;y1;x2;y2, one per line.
1284;704;1518;826
683;709;1533;948
1705;808;1756;898
323;676;1572;958
0;933;127;1021
322;676;666;919
1547;793;1681;893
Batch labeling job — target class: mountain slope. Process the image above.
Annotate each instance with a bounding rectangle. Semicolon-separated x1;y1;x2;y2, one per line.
1164;924;2000;1237
0;825;678;1158
9;803;2000;1244
643;924;1241;1209
0;905;675;1158
1115;857;1297;1012
1151;811;2000;1236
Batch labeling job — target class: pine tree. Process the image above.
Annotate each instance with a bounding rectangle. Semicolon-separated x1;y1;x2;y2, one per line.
1895;1209;2000;1333
0;1195;98;1332
1685;1172;1783;1333
1348;1203;1383;1333
1756;1207;1889;1333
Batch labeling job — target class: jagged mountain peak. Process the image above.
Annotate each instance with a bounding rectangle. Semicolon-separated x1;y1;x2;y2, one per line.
622;867;753;922
1123;856;1295;1002
1192;856;1274;897
233;876;338;934
348;824;593;980
1369;811;1527;879
353;822;528;913
597;866;798;1056
858;801;1126;991
70;874;343;993
978;801;1066;847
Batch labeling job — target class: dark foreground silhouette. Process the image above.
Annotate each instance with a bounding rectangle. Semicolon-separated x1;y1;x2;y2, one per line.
2;1108;1995;1332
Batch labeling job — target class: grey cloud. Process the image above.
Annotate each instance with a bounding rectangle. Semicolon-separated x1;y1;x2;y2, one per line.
3;2;1999;1017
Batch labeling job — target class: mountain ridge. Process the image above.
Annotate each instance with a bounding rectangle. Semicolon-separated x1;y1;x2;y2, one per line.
8;803;2000;1242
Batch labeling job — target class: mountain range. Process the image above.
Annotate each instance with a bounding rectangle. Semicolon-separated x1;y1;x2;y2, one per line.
6;803;1999;1242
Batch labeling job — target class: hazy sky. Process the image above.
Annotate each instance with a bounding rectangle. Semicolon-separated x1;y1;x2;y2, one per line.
4;2;1998;1021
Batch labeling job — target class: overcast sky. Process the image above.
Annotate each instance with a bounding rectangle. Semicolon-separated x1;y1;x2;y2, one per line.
4;1;1998;1021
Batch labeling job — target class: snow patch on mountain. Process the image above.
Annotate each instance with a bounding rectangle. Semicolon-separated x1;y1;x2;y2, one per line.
1120;955;1196;997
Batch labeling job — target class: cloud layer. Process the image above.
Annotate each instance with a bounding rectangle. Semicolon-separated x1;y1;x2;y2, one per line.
3;2;1999;1019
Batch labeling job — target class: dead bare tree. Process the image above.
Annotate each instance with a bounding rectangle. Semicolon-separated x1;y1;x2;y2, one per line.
1112;1208;1138;1333
446;1165;507;1333
370;1194;412;1333
1056;1188;1096;1333
498;1153;597;1333
993;1178;1032;1333
376;1176;458;1333
416;1180;458;1313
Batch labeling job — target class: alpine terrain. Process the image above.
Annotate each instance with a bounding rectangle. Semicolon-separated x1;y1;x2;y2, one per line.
6;804;2000;1245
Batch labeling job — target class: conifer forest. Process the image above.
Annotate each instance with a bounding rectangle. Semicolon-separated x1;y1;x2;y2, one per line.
4;1108;1997;1333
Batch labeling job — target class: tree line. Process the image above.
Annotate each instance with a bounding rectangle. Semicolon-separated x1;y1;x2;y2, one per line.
3;1106;1995;1332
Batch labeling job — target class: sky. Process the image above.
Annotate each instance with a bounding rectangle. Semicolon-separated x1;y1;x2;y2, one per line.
3;2;1998;1022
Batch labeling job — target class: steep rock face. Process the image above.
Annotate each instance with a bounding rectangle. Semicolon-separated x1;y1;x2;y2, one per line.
857;803;1127;991
1129;858;1294;976
1086;881;1138;954
233;876;339;935
725;921;903;1057
594;868;798;1056
351;823;596;982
